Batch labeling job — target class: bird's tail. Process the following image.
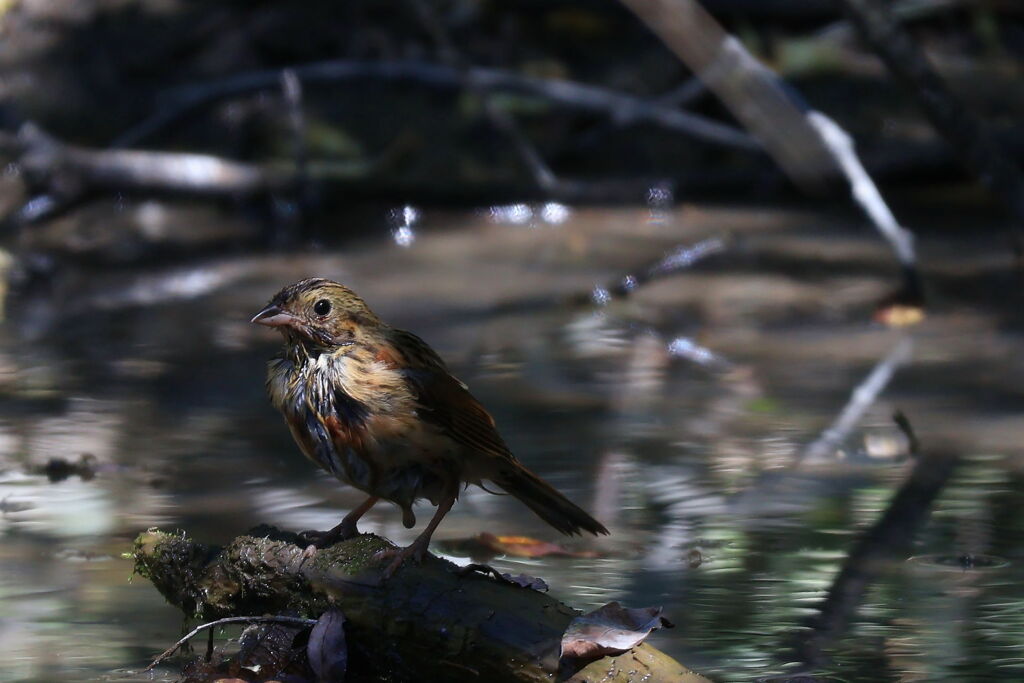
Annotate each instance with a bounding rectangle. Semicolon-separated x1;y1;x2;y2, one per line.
494;464;608;536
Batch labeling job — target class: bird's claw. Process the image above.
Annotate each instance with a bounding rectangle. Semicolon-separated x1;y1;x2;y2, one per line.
374;541;430;580
297;529;341;548
297;530;331;548
297;524;361;549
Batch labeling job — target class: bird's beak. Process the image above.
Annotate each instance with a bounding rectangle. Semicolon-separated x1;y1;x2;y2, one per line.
250;304;299;327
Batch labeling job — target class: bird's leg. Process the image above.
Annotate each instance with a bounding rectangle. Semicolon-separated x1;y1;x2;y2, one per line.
331;495;380;539
380;488;457;579
300;496;379;547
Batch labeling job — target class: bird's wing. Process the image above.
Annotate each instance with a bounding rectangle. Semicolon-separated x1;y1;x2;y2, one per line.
388;329;516;462
407;368;517;459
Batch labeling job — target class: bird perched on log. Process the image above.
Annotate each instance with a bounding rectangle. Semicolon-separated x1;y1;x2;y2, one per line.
252;278;608;577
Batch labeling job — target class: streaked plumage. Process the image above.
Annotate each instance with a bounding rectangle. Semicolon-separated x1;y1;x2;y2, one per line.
252;278;607;576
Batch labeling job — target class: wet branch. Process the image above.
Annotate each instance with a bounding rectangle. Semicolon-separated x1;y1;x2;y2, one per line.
132;527;707;683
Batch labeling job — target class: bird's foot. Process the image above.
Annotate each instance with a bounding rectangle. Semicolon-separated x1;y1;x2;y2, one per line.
297;519;364;548
297;529;335;548
374;539;430;580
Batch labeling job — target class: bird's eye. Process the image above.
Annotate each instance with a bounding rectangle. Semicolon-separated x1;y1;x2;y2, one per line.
313;299;331;316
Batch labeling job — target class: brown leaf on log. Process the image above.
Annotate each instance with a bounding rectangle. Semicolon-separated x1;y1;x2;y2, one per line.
439;532;601;561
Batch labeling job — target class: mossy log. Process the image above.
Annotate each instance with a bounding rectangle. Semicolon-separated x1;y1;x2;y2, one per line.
133;527;707;682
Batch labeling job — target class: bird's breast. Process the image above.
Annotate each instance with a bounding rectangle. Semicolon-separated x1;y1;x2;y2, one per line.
267;348;454;504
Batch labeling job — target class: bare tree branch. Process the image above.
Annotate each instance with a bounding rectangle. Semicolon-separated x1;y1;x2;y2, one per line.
113;60;759;151
807;111;916;267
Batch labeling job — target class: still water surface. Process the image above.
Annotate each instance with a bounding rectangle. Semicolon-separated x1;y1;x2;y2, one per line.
0;203;1021;681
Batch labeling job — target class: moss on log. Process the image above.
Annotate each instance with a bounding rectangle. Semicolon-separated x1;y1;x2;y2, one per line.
133;527;707;682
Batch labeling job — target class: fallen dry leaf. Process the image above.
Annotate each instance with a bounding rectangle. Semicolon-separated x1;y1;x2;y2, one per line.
560;602;672;662
308;608;347;682
440;532;600;560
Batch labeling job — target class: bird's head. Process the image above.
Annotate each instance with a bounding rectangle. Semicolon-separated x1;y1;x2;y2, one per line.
251;278;382;348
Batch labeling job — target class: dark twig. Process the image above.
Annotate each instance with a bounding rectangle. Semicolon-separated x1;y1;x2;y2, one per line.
572;76;707;152
0;129;90;225
892;410;920;457
655;77;708;111
114;60;759;152
146;615;316;671
482;99;561;192
406;0;593;195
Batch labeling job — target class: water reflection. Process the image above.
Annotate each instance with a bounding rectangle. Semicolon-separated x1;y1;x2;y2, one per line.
0;204;1022;681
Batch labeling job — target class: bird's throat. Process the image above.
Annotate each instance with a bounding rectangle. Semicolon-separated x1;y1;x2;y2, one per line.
285;334;353;364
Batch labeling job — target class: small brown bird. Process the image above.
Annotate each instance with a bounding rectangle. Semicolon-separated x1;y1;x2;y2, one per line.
252;278;607;577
